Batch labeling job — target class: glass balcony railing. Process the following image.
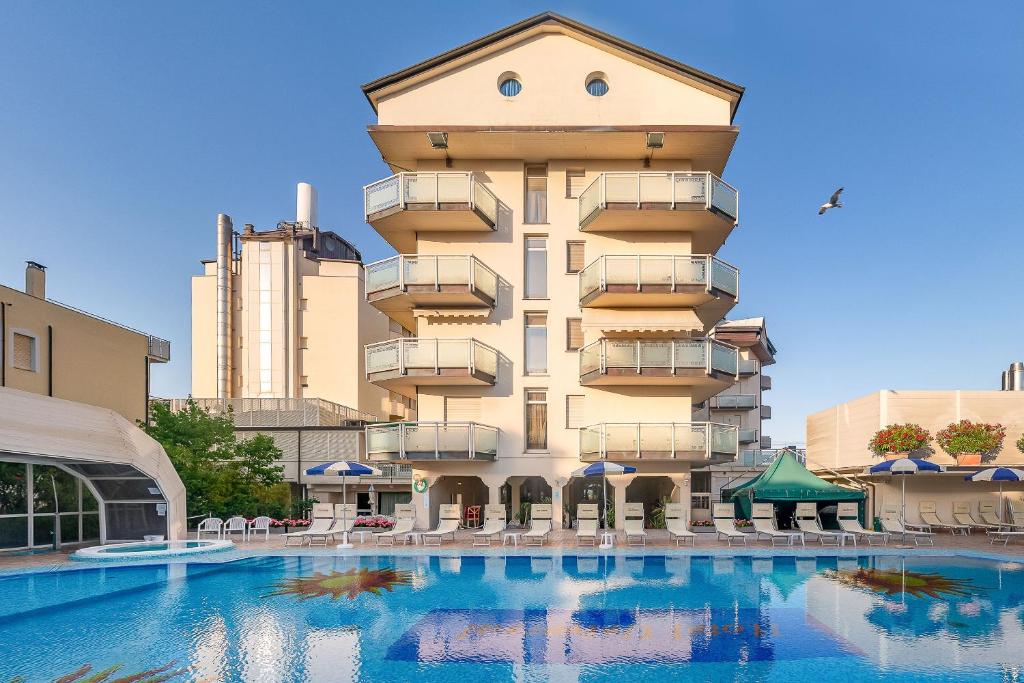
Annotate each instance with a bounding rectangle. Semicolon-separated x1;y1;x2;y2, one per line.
579;422;738;461
365;338;498;380
579;171;738;227
364;172;499;226
579;338;738;379
739;428;759;444
738;359;759;375
147;336;171;363
366;422;499;461
709;394;758;410
365;254;499;303
579;254;739;302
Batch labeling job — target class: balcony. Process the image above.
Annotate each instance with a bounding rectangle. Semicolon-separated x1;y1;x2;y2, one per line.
760;374;772;390
579;338;737;401
738;359;758;375
364;172;499;252
760;435;772;449
760;405;772;420
739;428;758;444
366;422;498;462
580;422;737;464
709;394;758;410
578;172;738;252
365;255;498;329
737;449;778;467
147;336;171;363
159;397;376;425
365;338;498;398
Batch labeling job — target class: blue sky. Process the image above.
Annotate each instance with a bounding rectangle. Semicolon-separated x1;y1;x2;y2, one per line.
1;1;1022;445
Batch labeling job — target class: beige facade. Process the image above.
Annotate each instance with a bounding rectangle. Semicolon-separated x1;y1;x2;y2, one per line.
360;13;747;529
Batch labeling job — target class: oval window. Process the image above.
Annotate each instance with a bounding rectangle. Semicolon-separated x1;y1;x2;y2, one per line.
586;77;609;97
499;78;522;97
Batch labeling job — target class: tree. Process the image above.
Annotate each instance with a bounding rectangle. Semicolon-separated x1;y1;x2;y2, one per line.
143;400;289;521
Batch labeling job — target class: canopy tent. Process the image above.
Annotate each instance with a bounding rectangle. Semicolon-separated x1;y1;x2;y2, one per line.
723;452;865;520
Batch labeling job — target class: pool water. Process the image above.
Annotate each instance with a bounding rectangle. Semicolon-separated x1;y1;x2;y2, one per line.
1;554;1022;681
95;541;207;553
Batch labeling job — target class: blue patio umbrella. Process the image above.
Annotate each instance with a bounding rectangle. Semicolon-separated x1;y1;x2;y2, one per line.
571;462;637;532
964;467;1024;523
305;461;382;549
868;458;943;523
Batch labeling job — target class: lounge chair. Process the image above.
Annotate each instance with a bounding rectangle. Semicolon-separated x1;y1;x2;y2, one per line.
423;504;462;546
523;504;553;546
836;502;888;545
751;503;803;546
712;503;750;546
918;501;969;535
473;504;508;546
249;516;272;542
664;503;696;547
283;504;334;546
223;516;247;541
623;503;647;547
1008;500;1024;530
979;501;1011;529
196;517;223;541
307;504;357;547
879;504;934;545
375;504;417;546
952;502;999;531
795;503;851;546
575;504;599;546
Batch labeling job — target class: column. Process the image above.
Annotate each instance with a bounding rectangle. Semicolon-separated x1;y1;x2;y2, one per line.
410;471;436;530
508;476;525;523
669;473;692;521
480;475;507;508
610;473;637;530
545;476;566;530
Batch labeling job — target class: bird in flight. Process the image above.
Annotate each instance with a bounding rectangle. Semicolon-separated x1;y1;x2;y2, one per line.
818;187;844;215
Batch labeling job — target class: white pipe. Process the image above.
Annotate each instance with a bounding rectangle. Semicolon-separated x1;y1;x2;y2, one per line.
296;182;317;228
216;213;233;399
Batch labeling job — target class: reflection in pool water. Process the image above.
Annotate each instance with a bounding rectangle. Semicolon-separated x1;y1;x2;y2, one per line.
1;554;1023;682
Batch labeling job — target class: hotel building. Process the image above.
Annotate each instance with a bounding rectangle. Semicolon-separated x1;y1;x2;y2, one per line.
359;13;748;528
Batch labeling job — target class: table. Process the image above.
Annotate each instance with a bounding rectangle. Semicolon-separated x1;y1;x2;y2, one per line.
352;530;372;544
599;532;615;549
502;532;521;547
405;532;423;546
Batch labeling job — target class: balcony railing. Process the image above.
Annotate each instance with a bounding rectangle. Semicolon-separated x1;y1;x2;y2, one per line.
157;397;377;426
580;338;738;379
365;338;498;380
737;449;778;467
760;405;772;420
579;171;738;227
366;422;499;461
579;422;738;462
738;359;758;375
709;394;758;410
760;374;772;390
147;336;171;363
365;254;498;304
738;428;758;444
579;254;739;303
760;435;773;449
364;172;499;226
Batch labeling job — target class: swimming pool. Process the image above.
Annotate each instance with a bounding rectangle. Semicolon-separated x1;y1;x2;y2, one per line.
1;554;1022;681
71;539;233;561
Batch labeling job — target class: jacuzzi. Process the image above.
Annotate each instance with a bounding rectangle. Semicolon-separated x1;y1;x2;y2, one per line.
72;539;233;561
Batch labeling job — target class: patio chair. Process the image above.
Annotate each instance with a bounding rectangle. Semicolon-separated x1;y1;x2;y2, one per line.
836;502;888;545
1008;500;1024;530
664;503;697;547
375;504;417;546
751;503;802;546
472;504;508;546
795;503;850;546
952;502;999;531
918;501;970;535
195;517;223;541
423;504;462;546
575;504;599;546
307;504;357;547
283;503;334;546
712;503;750;546
623;503;647;547
249;516;272;542
223;516;248;542
523;504;553;546
879;504;934;546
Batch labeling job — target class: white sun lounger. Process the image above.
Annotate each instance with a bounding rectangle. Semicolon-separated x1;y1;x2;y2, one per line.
952;502;999;531
978;501;1010;529
375;504;417;546
795;503;852;546
423;504;462;546
283;504;334;546
879;504;934;545
752;503;803;546
623;503;647;547
665;503;696;547
575;504;599;546
307;504;357;547
473;504;508;546
837;502;888;545
918;501;970;535
1008;500;1024;530
712;503;750;546
523;504;553;546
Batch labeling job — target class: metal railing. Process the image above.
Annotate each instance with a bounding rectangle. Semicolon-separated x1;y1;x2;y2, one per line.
147;336;171;362
579;171;739;226
578;254;739;301
365;338;498;378
738;359;758;375
579;422;738;460
364;254;498;302
579;338;738;378
158;397;377;425
760;374;772;390
738;428;759;443
366;422;499;461
358;463;413;482
709;394;757;410
363;172;499;226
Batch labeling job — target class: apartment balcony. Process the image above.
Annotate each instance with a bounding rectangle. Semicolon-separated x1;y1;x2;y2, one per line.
578;172;738;253
760;405;772;420
739;428;759;444
579;254;738;322
709;394;758;410
738;449;777;467
365;338;498;398
738;359;758;376
760;374;772;390
365;254;498;329
365;422;498;462
364;172;499;252
580;422;738;464
147;336;171;363
159;397;377;425
579;338;737;402
760;435;772;449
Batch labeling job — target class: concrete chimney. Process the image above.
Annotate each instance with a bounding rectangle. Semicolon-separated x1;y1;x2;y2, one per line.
296;182;317;228
216;214;233;399
25;261;46;299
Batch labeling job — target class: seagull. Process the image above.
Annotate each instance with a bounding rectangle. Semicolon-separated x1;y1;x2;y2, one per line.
818;187;843;215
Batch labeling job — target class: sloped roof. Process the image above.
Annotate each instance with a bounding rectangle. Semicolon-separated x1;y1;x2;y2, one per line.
725;452;865;502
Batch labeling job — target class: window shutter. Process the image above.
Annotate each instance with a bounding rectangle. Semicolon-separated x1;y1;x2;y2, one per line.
566;318;584;351
445;396;481;422
566;395;586;428
566;241;586;273
565;169;587;198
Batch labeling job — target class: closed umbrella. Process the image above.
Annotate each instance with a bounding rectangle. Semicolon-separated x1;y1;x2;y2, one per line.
868;458;943;524
571;462;637;547
964;467;1024;523
305;461;382;548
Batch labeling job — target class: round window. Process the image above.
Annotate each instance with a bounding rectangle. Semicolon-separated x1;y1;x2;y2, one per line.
498;77;522;97
586;77;609;97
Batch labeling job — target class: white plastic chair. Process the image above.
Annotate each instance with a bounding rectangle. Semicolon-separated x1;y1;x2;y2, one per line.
196;517;223;540
223;516;248;541
249;516;272;541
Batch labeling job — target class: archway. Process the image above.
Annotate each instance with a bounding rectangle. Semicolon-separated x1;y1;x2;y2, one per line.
427;476;488;528
625;476;676;529
500;476;552;526
563;477;610;529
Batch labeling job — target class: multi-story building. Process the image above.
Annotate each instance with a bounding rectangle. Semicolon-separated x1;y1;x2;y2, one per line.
359;12;748;529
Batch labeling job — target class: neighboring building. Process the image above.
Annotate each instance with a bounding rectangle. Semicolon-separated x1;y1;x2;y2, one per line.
1;262;170;423
359;12;748;528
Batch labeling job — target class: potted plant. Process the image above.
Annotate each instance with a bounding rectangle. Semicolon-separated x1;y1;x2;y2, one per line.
868;423;931;459
936;420;1005;465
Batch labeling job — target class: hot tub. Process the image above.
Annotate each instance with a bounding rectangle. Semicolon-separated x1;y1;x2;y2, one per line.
72;539;233;561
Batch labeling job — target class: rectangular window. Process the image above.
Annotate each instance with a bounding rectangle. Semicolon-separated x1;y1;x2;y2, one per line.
566;318;584;351
526;390;548;451
566;241;586;274
524;237;547;299
566;395;586;429
525;313;547;375
525;165;548;224
12;333;36;371
565;168;587;198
